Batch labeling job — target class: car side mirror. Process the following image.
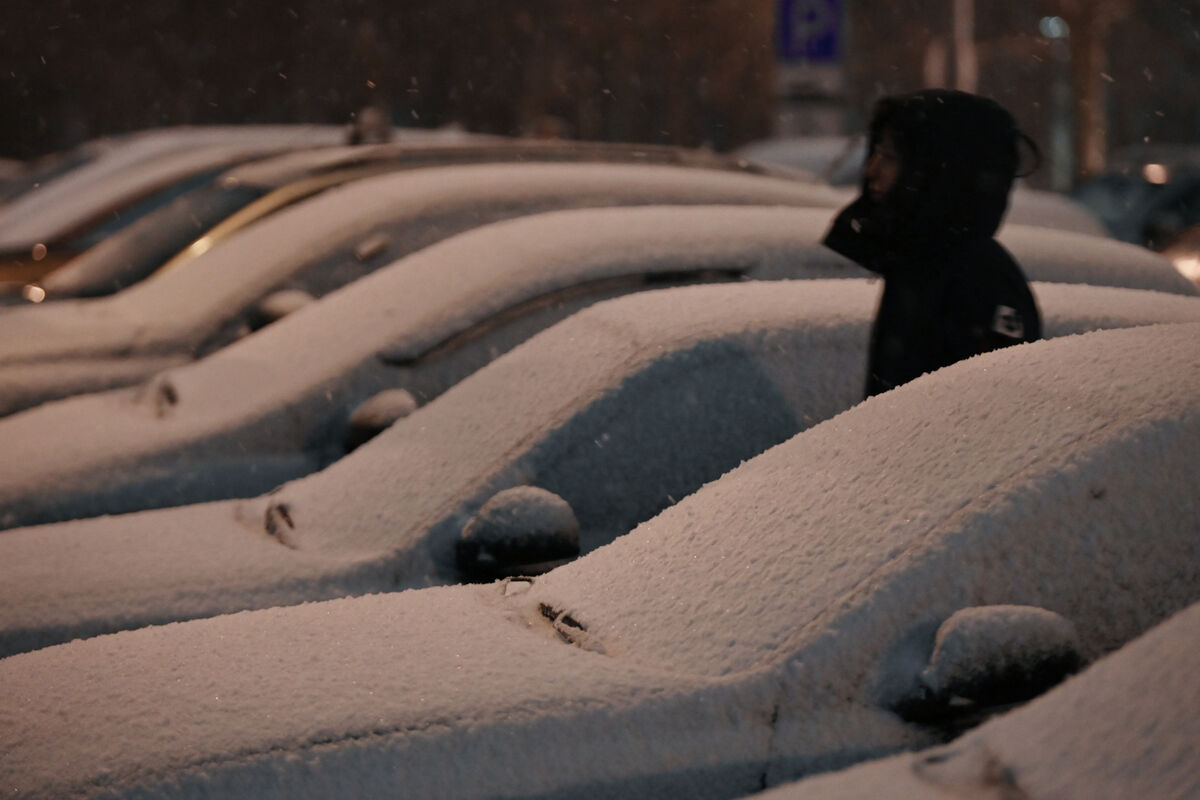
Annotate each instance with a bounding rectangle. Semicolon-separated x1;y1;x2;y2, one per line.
250;288;315;330
892;605;1081;728
344;388;418;452
456;486;580;583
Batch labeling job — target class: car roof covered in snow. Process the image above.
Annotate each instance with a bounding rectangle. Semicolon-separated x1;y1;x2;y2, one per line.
0;320;1196;798
0;125;345;249
997;222;1197;295
218;137;789;189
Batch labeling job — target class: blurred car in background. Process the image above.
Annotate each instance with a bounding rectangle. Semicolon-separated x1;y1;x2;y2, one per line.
22;137;808;302
759;600;1200;800
1161;222;1200;288
0;161;851;416
737;133;1109;238
0;135;133;207
0;125;347;292
1;320;1196;798
1071;142;1200;251
735;134;860;183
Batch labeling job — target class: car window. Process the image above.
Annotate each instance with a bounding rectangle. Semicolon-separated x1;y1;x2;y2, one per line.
38;182;268;298
380;267;748;407
61;165;234;250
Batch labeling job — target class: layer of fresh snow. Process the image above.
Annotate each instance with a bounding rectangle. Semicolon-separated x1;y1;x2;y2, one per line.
0;205;861;527
217;136;760;190
0;125;345;248
0;321;1196;799
919;605;1080;698
759;600;1200;800
0;279;1197;654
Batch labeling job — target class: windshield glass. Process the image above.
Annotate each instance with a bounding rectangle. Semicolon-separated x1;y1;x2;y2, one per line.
42;181;266;297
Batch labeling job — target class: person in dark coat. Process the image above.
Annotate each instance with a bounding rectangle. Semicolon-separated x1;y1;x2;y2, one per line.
824;89;1042;398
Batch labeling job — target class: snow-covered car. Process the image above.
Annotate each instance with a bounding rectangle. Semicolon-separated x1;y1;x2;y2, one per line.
0;161;851;416
0;205;863;530
757;600;1200;800
1071;142;1200;248
2;279;1200;658
1;320;1197;799
31;137;777;301
736;134;1111;238
0;125;346;289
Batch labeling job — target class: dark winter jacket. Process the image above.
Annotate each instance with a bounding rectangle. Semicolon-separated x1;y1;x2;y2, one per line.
823;89;1042;398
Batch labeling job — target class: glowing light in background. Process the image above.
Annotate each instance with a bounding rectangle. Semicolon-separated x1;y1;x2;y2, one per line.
1171;255;1200;285
186;237;215;259
1142;163;1170;184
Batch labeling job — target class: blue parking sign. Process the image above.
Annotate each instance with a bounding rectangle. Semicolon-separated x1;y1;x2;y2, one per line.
778;0;841;63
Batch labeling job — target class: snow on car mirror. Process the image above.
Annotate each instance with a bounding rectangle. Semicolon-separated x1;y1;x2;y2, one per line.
249;288;314;330
456;486;580;583
889;605;1081;731
344;388;418;452
354;232;391;262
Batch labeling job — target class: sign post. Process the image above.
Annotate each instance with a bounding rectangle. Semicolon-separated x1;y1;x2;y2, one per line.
775;0;845;135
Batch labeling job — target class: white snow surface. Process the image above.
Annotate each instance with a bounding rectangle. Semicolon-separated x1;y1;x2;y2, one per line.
760;600;1200;800
0;321;1197;799
215;135;749;189
0;163;849;367
0;205;861;527
461;485;580;549
0;125;345;248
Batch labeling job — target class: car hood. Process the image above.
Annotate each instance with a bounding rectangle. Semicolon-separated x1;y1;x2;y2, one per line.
0;583;783;800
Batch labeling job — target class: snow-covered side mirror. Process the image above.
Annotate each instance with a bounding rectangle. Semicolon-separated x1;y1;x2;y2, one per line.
892;605;1081;727
354;232;391;262
456;486;580;583
250;289;315;330
344;388;418;452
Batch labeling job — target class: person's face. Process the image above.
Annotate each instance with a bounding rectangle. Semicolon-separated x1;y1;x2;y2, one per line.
864;130;902;201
